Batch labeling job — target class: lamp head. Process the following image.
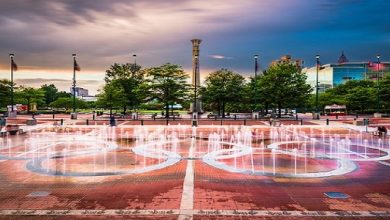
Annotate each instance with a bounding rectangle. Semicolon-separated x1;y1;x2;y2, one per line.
254;54;259;59
316;55;320;59
72;54;77;58
377;54;380;59
9;54;14;58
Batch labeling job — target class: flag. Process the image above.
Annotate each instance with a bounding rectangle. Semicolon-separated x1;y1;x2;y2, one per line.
316;62;325;70
368;61;384;71
11;60;18;71
74;60;81;71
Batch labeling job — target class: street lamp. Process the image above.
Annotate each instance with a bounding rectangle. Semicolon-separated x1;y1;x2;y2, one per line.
376;54;380;113
254;54;259;114
315;54;320;119
9;54;15;114
133;54;137;65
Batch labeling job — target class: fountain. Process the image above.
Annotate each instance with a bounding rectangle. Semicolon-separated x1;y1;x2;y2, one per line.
0;122;388;179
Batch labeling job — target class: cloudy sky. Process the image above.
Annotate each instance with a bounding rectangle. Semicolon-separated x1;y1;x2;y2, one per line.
0;0;389;94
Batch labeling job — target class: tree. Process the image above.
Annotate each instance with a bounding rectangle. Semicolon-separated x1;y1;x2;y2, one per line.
307;92;346;113
50;97;87;110
40;84;59;107
15;87;45;113
259;63;312;118
200;69;246;117
146;63;190;118
96;81;125;117
309;80;376;113
379;74;390;111
104;63;146;114
247;73;271;114
0;79;11;108
346;86;376;113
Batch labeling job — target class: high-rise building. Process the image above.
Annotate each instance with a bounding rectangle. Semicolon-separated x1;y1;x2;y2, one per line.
270;55;304;71
70;87;89;97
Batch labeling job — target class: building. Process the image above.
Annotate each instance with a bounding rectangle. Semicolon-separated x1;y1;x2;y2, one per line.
303;52;390;93
70;87;89;97
271;55;304;71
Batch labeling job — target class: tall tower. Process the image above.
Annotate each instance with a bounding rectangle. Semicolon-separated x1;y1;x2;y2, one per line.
191;39;202;113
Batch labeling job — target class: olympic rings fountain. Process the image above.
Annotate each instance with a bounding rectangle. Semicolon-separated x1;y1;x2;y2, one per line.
0;124;389;178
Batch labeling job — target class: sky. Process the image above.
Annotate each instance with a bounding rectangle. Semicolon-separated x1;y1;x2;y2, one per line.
0;0;389;94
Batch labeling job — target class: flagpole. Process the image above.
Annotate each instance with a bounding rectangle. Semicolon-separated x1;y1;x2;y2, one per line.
72;54;77;116
9;54;15;113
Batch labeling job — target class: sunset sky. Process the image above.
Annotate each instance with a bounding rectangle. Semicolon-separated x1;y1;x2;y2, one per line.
0;0;389;94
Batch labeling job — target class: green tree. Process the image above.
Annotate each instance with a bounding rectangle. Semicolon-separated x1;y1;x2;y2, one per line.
0;79;11;108
311;80;376;113
307;92;346;113
56;91;72;98
104;63;146;114
40;84;59;107
96;81;125;117
50;97;87;110
346;86;376;113
146;63;190;118
379;74;390;111
260;63;312;117
15;87;45;113
200;69;246;117
247;73;272;114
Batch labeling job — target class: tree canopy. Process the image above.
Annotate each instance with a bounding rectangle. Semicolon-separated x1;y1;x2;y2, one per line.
146;63;190;118
259;63;312;117
103;63;146;113
200;69;246;117
15;87;45;113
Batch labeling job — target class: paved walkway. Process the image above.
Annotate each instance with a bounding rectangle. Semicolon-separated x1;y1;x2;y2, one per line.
178;127;196;220
309;119;377;132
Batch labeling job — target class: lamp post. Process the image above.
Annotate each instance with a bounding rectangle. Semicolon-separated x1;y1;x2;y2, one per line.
133;54;137;65
194;55;198;114
9;54;15;114
72;54;77;119
376;54;380;113
254;54;258;113
315;55;320;119
192;55;199;126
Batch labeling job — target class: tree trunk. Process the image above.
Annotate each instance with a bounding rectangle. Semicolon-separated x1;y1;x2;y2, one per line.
165;103;169;119
217;101;221;116
110;106;113;118
222;101;225;118
278;102;282;118
27;98;31;114
123;105;127;115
